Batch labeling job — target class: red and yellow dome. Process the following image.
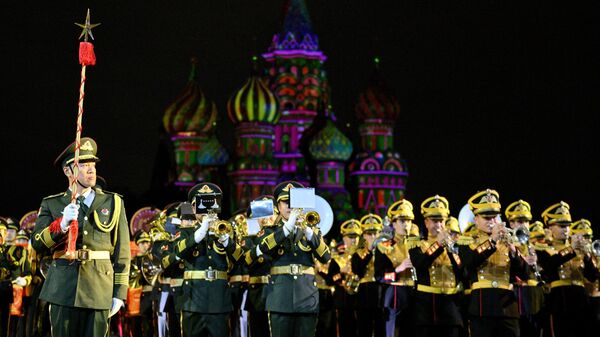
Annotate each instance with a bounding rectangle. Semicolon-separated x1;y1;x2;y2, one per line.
227;75;279;124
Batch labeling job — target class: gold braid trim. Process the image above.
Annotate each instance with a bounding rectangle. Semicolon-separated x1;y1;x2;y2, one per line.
262;233;277;250
177;239;187;253
38;227;55;248
162;255;171;269
114;272;129;285
232;245;243;261
298;241;312;252
245;251;253;265
93;194;122;233
315;238;329;257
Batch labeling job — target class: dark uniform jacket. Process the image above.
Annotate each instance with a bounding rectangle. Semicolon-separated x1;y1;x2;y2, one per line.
375;236;416;312
409;238;463;326
244;233;272;312
537;240;598;315
32;189;130;310
325;250;358;309
158;238;186;312
174;226;244;314
458;231;529;318
257;219;331;313
352;246;382;310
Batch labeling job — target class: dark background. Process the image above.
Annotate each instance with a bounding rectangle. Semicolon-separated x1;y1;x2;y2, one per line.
1;1;598;231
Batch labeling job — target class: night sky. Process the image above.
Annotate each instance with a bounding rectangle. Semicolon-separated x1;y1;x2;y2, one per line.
1;1;598;232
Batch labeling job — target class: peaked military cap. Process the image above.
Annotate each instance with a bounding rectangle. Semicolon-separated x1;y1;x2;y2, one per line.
360;213;383;233
273;181;305;203
541;201;571;226
135;231;152;244
505;200;532;221
528;221;545;239
188;182;223;202
570;219;592;236
6;219;19;231
15;229;29;241
421;195;450;219
340;219;362;237
446;216;461;234
54;137;100;167
468;189;501;215
387;199;415;221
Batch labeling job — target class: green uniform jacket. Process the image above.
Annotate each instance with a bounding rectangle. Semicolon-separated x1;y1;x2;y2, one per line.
257;221;331;313
174;226;244;314
32;189;130;310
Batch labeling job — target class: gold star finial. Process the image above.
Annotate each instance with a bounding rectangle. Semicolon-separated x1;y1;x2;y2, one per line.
75;9;101;42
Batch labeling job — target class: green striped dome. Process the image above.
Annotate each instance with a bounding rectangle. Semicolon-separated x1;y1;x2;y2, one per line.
309;120;353;161
227;76;279;124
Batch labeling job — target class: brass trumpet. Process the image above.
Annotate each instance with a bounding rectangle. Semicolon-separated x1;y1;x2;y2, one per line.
297;211;320;230
210;220;233;237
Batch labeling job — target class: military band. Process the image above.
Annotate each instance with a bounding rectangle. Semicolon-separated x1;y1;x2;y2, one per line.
2;144;597;337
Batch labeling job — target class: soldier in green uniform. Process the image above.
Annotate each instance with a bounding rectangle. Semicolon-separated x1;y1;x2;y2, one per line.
254;181;331;337
243;196;277;337
457;189;529;337
352;214;385;337
537;202;598;337
174;183;244;337
7;229;33;337
31;137;131;337
228;209;250;337
504;200;544;337
409;195;463;337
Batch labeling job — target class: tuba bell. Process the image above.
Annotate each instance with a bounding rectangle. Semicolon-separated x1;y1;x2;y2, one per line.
141;254;163;286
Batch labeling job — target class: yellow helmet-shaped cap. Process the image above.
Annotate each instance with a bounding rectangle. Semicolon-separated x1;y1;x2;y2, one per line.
505;200;532;221
541;201;572;226
387;199;414;221
421;195;450;219
360;213;383;233
468;189;501;216
340;219;362;237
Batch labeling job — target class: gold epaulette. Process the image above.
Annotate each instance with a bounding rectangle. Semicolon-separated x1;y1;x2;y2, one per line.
356;247;370;259
405;237;421;250
532;242;549;251
456;235;474;246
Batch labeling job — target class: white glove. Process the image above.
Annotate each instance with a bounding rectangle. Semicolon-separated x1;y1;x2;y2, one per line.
304;226;314;241
194;217;210;243
283;213;298;237
218;233;230;247
60;203;80;232
108;297;124;318
14;277;28;287
255;245;263;257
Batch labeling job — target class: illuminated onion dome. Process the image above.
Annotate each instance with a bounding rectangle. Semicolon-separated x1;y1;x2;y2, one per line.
227;75;279;124
268;0;319;52
197;135;229;166
309;120;353;162
163;57;217;134
355;60;400;121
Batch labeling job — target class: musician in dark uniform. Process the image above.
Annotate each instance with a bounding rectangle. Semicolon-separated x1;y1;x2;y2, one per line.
243;196;277;337
2;220;30;337
325;219;361;337
409;195;463;337
537;202;598;337
376;199;419;337
504;200;544;337
352;214;385;337
126;231;155;337
457;189;529;337
254;181;331;337
174;183;244;337
576;219;600;336
31;137;131;337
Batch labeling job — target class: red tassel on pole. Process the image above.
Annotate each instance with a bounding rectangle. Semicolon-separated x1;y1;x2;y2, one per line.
79;42;96;66
67;221;79;254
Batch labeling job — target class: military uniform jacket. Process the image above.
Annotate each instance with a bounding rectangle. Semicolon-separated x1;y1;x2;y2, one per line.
325;251;358;309
257;219;331;313
409;238;463;326
174;226;244;314
32;189;130;310
537;241;598;315
157;238;186;312
375;236;417;312
244;234;272;312
352;247;382;310
458;231;528;318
